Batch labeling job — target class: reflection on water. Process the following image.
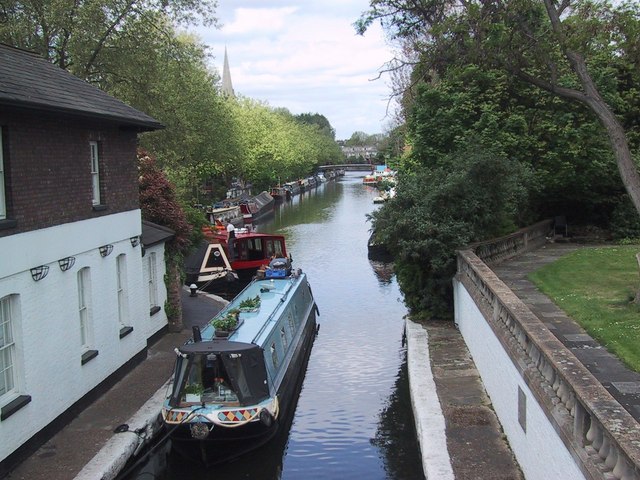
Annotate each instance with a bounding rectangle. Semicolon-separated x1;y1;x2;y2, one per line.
372;357;424;479
124;174;424;480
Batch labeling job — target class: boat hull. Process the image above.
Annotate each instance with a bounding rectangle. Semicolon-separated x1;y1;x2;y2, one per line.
168;305;317;464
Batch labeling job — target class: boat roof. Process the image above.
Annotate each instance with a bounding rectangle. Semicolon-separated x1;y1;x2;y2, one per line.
205;229;285;241
179;339;259;355
200;274;306;346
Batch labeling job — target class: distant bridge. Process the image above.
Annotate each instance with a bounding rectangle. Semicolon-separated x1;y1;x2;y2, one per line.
317;164;375;172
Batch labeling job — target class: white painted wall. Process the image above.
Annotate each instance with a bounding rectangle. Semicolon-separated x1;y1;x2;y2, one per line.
0;210;167;463
453;279;585;480
143;244;168;338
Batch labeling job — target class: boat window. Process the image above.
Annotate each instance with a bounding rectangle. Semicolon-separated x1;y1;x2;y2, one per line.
172;353;241;406
288;312;295;336
204;248;225;268
247;238;264;260
265;240;274;258
270;343;279;369
221;349;269;404
280;327;288;350
274;240;284;257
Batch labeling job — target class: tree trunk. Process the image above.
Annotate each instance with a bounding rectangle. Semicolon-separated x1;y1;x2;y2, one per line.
166;259;184;332
542;0;640;217
635;253;640;305
567;52;640;218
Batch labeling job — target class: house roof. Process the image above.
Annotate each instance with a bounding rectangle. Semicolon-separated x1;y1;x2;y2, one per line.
0;43;163;131
142;220;175;247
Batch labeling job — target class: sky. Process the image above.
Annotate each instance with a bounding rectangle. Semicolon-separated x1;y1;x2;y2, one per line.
195;1;397;141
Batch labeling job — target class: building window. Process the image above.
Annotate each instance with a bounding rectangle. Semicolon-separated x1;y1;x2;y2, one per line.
0;128;6;220
78;268;91;351
90;141;100;206
147;252;158;311
0;295;16;399
116;254;128;328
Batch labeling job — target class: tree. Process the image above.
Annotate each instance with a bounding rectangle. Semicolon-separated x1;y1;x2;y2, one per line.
294;113;336;139
0;0;218;78
370;144;530;316
357;0;640;216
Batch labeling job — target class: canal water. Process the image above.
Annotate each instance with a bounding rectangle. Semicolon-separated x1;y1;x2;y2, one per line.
126;173;424;479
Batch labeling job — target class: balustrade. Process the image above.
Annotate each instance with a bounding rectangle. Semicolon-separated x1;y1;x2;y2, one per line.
457;246;640;480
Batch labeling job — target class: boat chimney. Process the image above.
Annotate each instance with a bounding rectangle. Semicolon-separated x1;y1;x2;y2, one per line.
192;326;202;343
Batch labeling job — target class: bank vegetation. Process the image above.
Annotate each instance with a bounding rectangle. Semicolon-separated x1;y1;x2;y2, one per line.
360;0;640;317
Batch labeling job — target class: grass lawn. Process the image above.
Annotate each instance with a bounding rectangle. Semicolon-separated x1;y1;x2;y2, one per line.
528;244;640;373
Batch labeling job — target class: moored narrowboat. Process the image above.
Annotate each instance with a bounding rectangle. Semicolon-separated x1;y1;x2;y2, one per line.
162;259;319;464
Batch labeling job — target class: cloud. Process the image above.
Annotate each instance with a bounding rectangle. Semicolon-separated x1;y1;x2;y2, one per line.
198;1;395;139
223;7;298;35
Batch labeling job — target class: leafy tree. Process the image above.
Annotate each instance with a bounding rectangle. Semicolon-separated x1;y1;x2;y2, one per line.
407;64;621;224
0;0;218;77
370;145;530;316
357;0;640;216
295;113;336;139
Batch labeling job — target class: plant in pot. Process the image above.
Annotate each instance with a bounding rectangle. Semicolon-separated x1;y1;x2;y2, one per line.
184;382;204;402
212;309;240;336
239;295;261;312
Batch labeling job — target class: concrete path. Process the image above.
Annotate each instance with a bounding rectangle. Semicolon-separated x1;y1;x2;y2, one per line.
407;319;523;480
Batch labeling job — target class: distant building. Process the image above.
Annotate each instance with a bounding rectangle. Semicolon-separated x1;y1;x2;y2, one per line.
222;47;235;98
341;145;378;160
0;43;169;473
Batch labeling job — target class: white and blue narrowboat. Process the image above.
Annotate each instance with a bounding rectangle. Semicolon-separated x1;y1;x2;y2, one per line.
161;258;319;463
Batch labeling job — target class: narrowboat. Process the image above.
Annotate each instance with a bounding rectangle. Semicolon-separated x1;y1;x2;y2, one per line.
162;258;319;464
282;181;300;199
240;191;275;224
269;185;287;202
201;225;288;282
204;204;243;226
184;241;236;287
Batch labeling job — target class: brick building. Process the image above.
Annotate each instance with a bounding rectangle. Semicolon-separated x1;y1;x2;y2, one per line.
0;43;170;473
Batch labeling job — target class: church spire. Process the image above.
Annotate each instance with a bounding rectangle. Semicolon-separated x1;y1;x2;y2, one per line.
222;47;235;98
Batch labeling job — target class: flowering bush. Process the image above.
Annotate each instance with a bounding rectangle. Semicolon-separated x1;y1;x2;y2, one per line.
138;149;192;254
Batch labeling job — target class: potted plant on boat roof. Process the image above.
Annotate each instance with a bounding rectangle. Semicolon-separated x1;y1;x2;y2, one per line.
212;309;240;337
239;295;261;312
184;382;204;402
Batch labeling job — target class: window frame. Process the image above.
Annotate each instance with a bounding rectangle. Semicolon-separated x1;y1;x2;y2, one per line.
90;141;100;206
0;128;6;220
77;267;92;352
147;252;158;310
0;295;16;401
116;254;128;329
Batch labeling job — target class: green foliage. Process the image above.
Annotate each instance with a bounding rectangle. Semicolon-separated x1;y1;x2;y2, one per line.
405;63;623;225
182;204;207;253
372;145;530;317
610;195;640;240
227;98;342;191
138;150;192;254
294;113;336;139
238;296;261;311
0;0;218;75
184;382;204;395
212;309;240;331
